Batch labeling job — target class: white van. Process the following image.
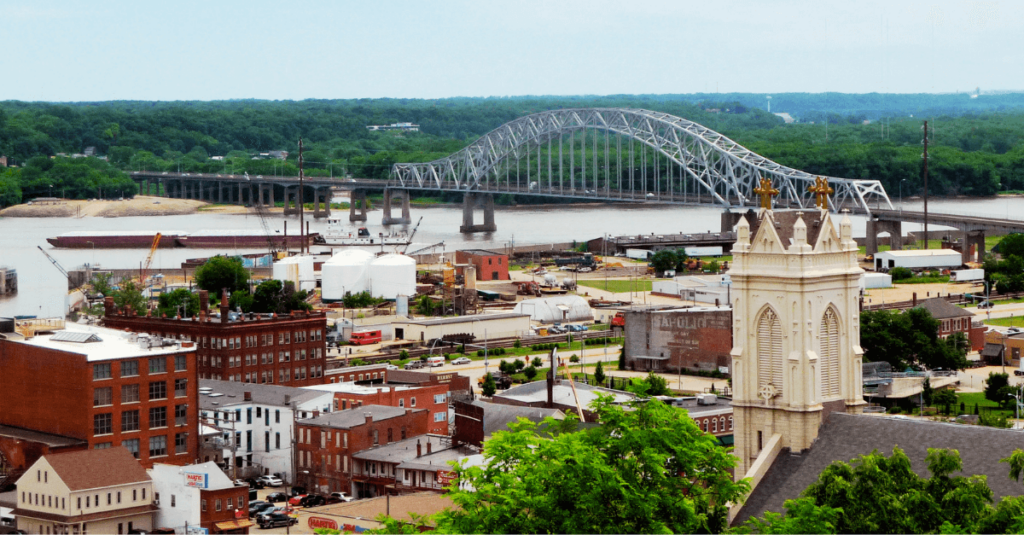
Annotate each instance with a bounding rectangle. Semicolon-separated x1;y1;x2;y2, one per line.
426;356;445;367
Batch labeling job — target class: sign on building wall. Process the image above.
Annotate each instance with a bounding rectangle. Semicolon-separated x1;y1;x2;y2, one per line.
437;470;457;485
309;517;339;531
184;472;208;489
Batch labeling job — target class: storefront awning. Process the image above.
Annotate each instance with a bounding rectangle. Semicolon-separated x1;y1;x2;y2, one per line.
214;519;254;531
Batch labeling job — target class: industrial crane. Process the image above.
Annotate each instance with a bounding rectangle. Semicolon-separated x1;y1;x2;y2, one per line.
247;172;280;257
400;216;424;254
38;246;78;316
139;233;162;287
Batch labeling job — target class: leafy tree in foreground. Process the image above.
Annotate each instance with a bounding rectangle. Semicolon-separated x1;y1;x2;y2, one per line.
156;288;199;318
432;396;748;534
480;373;496;397
194;256;250;294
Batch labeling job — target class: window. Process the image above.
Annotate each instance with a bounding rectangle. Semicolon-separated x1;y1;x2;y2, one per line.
94;442;112;449
201;499;207;512
175;433;187;454
247;408;252;424
122;410;140;432
434;394;447;404
712;418;718;432
275;410;280;423
150;435;167;457
434;412;446;422
93;363;111;380
93;387;112;407
171;494;176;507
372;429;379;445
149;381;167;400
122;384;140;403
275;432;280;449
411;397;416;407
174;355;187;371
94;413;112;435
133;489;137;501
107;493;111;505
756;308;784;396
266;431;270;452
398;399;404;408
123;438;140;458
215;499;222;512
819;307;841;399
149;357;166;374
175;404;187;426
121;360;139;377
117;492;120;504
150;407;167;428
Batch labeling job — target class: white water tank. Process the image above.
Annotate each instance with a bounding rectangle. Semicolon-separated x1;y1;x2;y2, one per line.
321;249;374;301
272;255;316;292
368;254;416;300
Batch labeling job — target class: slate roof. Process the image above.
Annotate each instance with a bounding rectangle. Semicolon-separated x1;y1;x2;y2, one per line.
35;447;150;491
734;413;1024;525
469;400;564;436
299;405;419;429
914;297;975;320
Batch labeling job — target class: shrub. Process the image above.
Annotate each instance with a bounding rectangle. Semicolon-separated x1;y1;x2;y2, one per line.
889;406;902;414
476;349;485;357
569;355;580;363
514;359;526;371
890;267;913;281
523;366;538;380
513;339;522;349
532;357;543;368
399;350;409;360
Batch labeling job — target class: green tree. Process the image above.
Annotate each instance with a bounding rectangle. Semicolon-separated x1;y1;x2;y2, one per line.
157;289;200;318
628;371;671;397
112;280;146;315
481;373;497;397
523;366;538;380
932;388;958;414
432;397;748;534
0;168;22;208
229;289;254;313
618;346;626;371
650;250;679;274
512;338;521;349
415;295;436;316
890;266;913;281
250;279;309;314
594;360;606;385
996;234;1024;259
194;256;250;294
922;377;934;406
986;372;1011;404
860;308;968;371
513;359;526;371
569;354;580;363
531;356;543;368
89;272;113;297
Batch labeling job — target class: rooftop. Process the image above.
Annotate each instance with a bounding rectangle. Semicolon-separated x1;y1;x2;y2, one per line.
914;297;975;320
9;323;194;362
198;379;329;409
27;447;151;491
877;248;963;257
314;492;454;524
395;312;529;327
0;425;85;449
459;249;506;257
299;405;418;429
496;380;636;409
303;383;415;396
469;400;564;436
398;445;481;472
353;435;448;463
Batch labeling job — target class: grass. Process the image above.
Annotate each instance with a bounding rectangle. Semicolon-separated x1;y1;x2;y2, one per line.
955;392;1014;417
578;280;653;293
589;323;609;331
894;275;951;284
983;316;1024;328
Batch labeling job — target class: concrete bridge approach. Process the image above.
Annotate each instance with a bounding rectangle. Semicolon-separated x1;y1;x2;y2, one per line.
866;209;1024;263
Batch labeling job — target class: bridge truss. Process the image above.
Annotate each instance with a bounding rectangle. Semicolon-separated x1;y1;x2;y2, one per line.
390;108;893;214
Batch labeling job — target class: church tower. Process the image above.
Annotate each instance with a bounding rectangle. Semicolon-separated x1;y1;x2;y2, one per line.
730;206;865;476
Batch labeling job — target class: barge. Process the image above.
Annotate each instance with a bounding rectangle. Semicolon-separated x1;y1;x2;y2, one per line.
46;231;185;248
46;230;320;249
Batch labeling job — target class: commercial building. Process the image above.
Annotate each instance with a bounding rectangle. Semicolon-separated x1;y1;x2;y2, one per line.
13;447;157;535
352;435;470;497
150;462;252;534
914;298;985;352
197;380;334;484
385;370;474;400
492;379;635;422
103;290;328;387
293;406;430;496
0;322;198;469
303;383;451;435
391;313;532;344
324;363;393;383
623;305;732;374
652;275;732;306
454;250;510;281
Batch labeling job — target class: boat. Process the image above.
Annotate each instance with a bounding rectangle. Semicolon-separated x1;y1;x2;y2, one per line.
46;230;320;249
46;231;185;248
177;230;319;249
318;218;412;246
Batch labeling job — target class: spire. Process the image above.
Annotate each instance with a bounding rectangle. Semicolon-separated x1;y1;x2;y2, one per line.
736;215;751;252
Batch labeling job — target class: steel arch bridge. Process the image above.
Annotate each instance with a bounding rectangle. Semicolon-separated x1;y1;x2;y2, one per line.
390;108;892;214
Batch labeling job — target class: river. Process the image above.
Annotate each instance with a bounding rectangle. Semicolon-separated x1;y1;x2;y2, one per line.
2;196;1023;318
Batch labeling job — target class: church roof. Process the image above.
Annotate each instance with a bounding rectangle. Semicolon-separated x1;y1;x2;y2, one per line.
746;209;831;252
733;413;1024;526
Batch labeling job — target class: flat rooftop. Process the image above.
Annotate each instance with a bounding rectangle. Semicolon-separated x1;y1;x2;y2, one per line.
199;379;329;409
396;312;529;326
303;382;416;395
9;323;194;362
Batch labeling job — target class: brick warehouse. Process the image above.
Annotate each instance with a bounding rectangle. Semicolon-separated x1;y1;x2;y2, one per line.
304;383;451;435
623;305;733;375
454;249;509;281
293;406;430;496
0;323;199;469
104;290;327;387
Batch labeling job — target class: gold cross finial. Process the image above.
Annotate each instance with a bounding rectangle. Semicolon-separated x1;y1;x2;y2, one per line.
754;177;779;210
808;176;833;209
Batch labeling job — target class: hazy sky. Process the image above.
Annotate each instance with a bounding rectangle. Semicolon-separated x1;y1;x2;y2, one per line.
1;0;1020;101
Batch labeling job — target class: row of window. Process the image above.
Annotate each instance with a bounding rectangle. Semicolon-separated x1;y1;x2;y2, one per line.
695;415;733;433
331;370;388;383
93;379;187;407
93;356;187;381
200;495;246;512
93;405;188;435
93;434;188;458
201;348;324;369
297;450;350;473
203;407;281;426
200;330;323;349
20;486;147;511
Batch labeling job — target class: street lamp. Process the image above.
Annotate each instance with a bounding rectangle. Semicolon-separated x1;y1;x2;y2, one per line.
1008;390;1021;427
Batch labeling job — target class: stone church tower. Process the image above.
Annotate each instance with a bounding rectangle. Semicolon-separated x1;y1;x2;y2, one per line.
730;208;865;476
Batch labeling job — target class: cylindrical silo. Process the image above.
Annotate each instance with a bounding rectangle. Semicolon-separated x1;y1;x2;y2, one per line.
321;249;374;301
367;254;416;300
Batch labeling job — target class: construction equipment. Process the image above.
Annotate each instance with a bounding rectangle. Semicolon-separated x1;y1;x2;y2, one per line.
247;172;279;257
139;233;162;287
407;241;445;256
38;246;74;292
512;281;542;297
400;216;424;254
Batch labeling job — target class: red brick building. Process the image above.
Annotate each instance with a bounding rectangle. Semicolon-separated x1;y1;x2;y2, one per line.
103;290;328;387
305;383;451;435
294;405;429;496
0;323;199;469
324;363;392;384
385;369;473;399
455;249;509;281
915;298;986;352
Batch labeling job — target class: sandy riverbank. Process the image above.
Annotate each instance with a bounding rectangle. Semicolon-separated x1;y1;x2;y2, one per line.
0;196;276;218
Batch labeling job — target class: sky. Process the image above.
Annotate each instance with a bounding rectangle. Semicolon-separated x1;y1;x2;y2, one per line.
1;0;1021;102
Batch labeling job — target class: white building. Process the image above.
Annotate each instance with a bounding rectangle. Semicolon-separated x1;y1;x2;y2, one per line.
513;295;594;323
198;380;333;484
652;274;732;305
873;249;963;271
150;461;250;533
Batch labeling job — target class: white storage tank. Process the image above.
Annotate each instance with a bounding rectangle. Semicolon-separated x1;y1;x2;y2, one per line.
321;249;374;302
367;254;416;300
272;255;316;292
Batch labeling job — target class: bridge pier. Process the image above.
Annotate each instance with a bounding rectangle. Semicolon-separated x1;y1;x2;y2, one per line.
381;189;411;225
349;189;368;222
312;187;331;219
865;219;903;257
283;185;300;215
962;229;986;264
460;193;497;233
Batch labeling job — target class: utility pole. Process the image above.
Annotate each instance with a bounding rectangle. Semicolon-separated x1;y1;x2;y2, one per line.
922;121;929;250
298;139;305;255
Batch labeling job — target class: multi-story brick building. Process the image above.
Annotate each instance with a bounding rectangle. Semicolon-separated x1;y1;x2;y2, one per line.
103;290;328;387
623;305;733;375
294;406;430;496
454;249;509;281
353;435;469;497
914;298;986;352
0;322;199;469
304;383;451;435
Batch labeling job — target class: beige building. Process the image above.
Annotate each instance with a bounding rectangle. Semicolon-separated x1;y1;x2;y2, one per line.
392;313;532;343
729;209;865;477
14;447;156;535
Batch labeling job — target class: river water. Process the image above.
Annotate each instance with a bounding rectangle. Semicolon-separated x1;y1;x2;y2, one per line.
3;196;1023;318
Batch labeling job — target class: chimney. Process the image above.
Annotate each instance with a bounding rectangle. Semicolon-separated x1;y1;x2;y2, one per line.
365;413;372;426
199;290;209;318
284;394;291;405
426;441;432;455
312;410;320;418
416;439;422;458
104;297;115;316
244;391;251;402
220;289;229;324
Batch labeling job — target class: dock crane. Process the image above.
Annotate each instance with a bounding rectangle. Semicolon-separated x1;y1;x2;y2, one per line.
400;216;424;254
139;233;162;287
38;246;77;316
247;172;280;258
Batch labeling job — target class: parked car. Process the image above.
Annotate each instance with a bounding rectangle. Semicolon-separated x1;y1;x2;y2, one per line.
246;478;265;489
258;512;297;529
288;494;307;506
978;301;994;309
290;486;307;496
233;479;247;487
265;492;288;503
451;357;472;365
258;475;283;487
404;360;426;370
248;502;275;518
330;492;354;503
255;507;287;521
300;494;328;507
385;364;399;370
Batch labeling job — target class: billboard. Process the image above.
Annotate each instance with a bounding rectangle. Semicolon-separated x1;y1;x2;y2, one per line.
184;472;208;489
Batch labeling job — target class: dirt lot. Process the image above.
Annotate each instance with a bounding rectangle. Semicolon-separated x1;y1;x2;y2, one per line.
0;196;256;217
863;280;985;306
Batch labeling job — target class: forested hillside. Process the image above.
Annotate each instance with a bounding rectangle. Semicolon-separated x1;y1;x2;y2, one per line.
2;93;1024;207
